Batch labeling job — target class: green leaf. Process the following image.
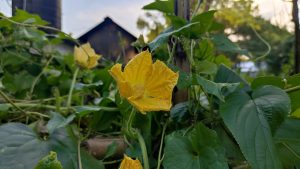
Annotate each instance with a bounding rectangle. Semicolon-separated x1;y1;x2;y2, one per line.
189;10;217;37
143;0;174;14
215;64;251;92
170;102;189;122
34;151;63;169
12;9;49;25
252;86;291;133
194;39;215;61
46;112;76;134
167;15;187;28
220;86;290;169
286;74;300;112
214;55;233;67
193;75;239;102
2;71;35;94
211;34;249;55
274;118;300;168
251;76;285;89
0;123;104;169
75;81;103;90
163;123;228;169
103;141;118;160
196;60;217;75
148;22;199;51
168;64;192;89
291;108;300;118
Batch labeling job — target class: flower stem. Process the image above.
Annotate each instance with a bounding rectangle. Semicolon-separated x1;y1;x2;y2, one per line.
126;108;137;138
156;121;168;169
67;67;80;108
136;130;150;169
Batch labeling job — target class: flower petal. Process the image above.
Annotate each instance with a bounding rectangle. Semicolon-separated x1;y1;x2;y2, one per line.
74;43;101;69
119;155;143;169
118;81;132;98
87;55;101;69
109;64;132;98
128;96;172;113
74;45;88;66
123;50;152;85
145;60;179;99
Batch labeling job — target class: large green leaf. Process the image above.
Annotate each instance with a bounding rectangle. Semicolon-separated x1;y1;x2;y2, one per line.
211;34;249;55
251;76;285;89
215;64;251;92
142;0;174;14
220;86;290;169
189;11;218;37
0;123;104;169
193;75;239;102
274;118;300;168
46;112;76;134
286;74;300;112
148;22;199;51
170;102;189;122
163;123;228;169
12;9;49;25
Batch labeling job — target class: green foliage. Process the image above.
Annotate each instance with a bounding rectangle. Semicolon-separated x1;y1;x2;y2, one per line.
163;123;228;169
148;22;199;51
142;0;174;14
35;151;63;169
251;76;286;89
274;118;300;168
220;86;290;169
193;75;239;101
0;123;104;169
0;2;299;169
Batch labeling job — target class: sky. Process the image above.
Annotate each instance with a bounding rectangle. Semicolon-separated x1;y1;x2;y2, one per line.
0;0;293;37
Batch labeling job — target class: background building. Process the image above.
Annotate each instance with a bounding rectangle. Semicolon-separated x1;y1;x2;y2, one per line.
12;0;62;29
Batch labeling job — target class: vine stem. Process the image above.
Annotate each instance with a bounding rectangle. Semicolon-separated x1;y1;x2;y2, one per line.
156;121;169;169
136;130;150;169
127;108;136;136
0;90;26;114
1;103;118;112
67;67;80;108
285;85;300;93
77;117;83;169
29;55;54;96
26;111;50;118
77;139;83;169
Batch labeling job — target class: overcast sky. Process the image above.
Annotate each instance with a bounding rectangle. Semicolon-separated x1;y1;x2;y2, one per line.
0;0;293;37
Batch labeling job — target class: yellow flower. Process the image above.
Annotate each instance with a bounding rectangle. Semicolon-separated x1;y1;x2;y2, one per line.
109;50;179;113
119;155;143;169
74;43;101;69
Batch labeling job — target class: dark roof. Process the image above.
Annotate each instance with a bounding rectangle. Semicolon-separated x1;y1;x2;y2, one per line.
78;17;136;42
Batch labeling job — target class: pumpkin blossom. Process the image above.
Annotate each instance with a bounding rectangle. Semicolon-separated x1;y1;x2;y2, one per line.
109;50;178;113
119;155;143;169
74;43;101;69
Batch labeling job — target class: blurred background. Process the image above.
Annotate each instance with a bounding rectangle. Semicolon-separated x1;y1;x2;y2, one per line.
0;0;296;75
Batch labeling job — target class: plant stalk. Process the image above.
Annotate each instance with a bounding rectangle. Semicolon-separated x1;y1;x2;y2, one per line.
156;121;168;169
67;67;80;108
137;130;150;169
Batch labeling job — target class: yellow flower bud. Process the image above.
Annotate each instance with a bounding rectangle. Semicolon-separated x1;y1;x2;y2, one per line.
74;43;101;69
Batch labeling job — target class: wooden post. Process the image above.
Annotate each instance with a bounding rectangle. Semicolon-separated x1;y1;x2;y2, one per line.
293;0;300;74
173;0;190;103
